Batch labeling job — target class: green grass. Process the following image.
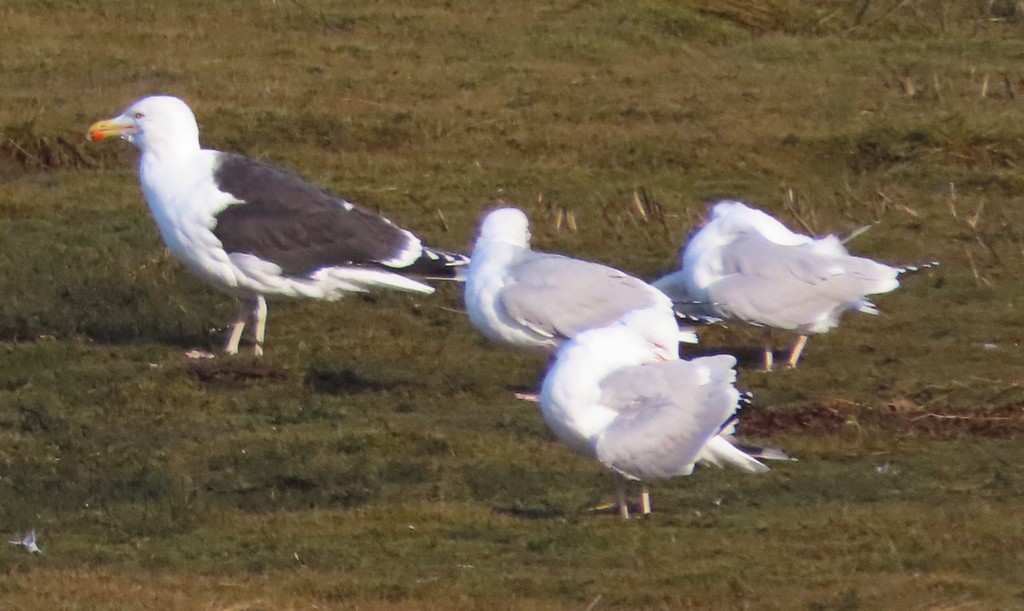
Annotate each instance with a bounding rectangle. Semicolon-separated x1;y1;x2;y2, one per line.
2;0;1024;608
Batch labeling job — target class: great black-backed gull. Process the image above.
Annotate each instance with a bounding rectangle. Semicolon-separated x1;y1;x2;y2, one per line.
88;95;467;356
464;207;698;353
654;200;933;371
539;308;789;519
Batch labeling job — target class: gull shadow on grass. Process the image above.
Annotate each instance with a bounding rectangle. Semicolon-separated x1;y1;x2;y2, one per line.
304;364;424;396
681;343;771;370
492;502;566;520
184;358;289;386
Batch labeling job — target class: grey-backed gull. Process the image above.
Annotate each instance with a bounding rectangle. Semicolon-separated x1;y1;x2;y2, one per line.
539;308;788;519
465;207;698;353
654;200;932;371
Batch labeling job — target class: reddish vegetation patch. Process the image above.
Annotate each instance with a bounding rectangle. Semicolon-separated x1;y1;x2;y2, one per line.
740;400;1024;439
740;403;850;437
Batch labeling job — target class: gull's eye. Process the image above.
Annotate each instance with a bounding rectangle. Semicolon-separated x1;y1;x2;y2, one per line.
132;111;145;120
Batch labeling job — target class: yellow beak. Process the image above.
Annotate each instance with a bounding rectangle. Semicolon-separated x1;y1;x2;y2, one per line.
87;116;133;142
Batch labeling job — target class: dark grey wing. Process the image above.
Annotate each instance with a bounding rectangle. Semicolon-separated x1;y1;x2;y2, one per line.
595;355;739;480
708;233;898;328
212;154;465;277
498;253;666;340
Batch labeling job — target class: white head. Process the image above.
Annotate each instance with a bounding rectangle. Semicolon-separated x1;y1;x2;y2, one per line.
615;307;681;361
88;95;201;157
708;200;756;222
571;307;680;364
706;200;807;245
475;207;532;248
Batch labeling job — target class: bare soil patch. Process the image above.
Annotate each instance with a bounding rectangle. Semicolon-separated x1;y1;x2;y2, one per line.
742;400;1024;439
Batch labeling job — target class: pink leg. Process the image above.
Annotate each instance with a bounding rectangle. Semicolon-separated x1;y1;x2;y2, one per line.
224;300;249;355
762;329;774;372
787;335;809;368
252;295;268;357
615;477;630;520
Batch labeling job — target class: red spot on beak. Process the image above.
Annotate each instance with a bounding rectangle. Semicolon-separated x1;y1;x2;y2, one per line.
89;131;106;142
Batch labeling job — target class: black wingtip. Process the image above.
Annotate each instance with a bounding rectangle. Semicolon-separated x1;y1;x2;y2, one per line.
717;391;754;435
675;311;724;325
670;299;723;326
406;247;470;280
423;247;470;266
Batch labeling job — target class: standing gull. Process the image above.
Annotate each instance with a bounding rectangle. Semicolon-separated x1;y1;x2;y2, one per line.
540;308;785;519
88;95;467;355
654;200;930;371
465;207;697;352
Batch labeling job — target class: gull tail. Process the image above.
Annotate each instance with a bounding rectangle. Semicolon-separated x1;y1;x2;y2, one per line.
702;390;795;471
732;442;796;463
698;435;770;473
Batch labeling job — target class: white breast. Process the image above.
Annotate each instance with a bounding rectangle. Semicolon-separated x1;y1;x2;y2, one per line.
139;150;249;295
465;242;554;350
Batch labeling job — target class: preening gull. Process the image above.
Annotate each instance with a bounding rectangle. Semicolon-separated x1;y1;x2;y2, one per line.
654;200;931;371
88;96;467;355
540;307;789;519
465;207;697;352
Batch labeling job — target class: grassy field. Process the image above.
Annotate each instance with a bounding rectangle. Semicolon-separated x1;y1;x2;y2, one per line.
3;0;1024;608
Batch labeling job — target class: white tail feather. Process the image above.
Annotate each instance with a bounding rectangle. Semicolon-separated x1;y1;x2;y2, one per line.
698;435;769;473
